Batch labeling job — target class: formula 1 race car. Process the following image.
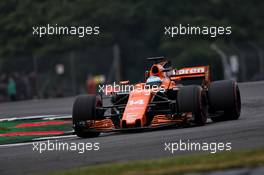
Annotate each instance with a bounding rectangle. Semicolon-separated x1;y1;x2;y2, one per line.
72;57;241;138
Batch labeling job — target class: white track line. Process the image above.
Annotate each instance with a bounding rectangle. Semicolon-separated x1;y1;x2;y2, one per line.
32;134;76;141
0;135;77;148
0;114;72;122
0;142;34;147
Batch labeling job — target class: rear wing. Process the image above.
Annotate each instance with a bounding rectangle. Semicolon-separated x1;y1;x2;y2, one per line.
171;66;210;87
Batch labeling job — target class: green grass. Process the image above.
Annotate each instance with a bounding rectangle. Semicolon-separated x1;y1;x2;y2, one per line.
0;119;72;134
49;149;264;175
0;126;9;131
0;119;72;144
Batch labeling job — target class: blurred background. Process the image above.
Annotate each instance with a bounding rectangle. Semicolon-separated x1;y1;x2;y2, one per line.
0;0;263;102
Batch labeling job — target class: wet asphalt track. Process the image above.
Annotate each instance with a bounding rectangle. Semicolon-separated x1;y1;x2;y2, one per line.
0;81;264;175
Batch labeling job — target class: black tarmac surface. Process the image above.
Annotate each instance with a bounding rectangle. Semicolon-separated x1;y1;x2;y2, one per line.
0;81;264;175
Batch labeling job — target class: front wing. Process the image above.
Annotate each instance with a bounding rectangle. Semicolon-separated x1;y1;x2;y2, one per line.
77;114;192;133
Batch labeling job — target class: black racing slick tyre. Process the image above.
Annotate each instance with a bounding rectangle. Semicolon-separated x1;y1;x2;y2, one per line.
72;95;102;138
178;85;208;125
208;80;241;122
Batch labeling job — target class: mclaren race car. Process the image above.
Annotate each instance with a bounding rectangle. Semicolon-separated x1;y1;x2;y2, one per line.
72;57;241;138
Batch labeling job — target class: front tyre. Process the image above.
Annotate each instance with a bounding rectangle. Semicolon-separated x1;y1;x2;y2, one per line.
72;95;102;138
209;80;241;122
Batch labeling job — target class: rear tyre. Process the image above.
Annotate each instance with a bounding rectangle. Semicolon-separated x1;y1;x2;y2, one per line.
208;80;241;122
72;95;101;138
178;85;208;125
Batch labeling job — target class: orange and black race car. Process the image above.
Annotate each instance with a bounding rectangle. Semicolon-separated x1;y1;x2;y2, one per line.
72;57;241;138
